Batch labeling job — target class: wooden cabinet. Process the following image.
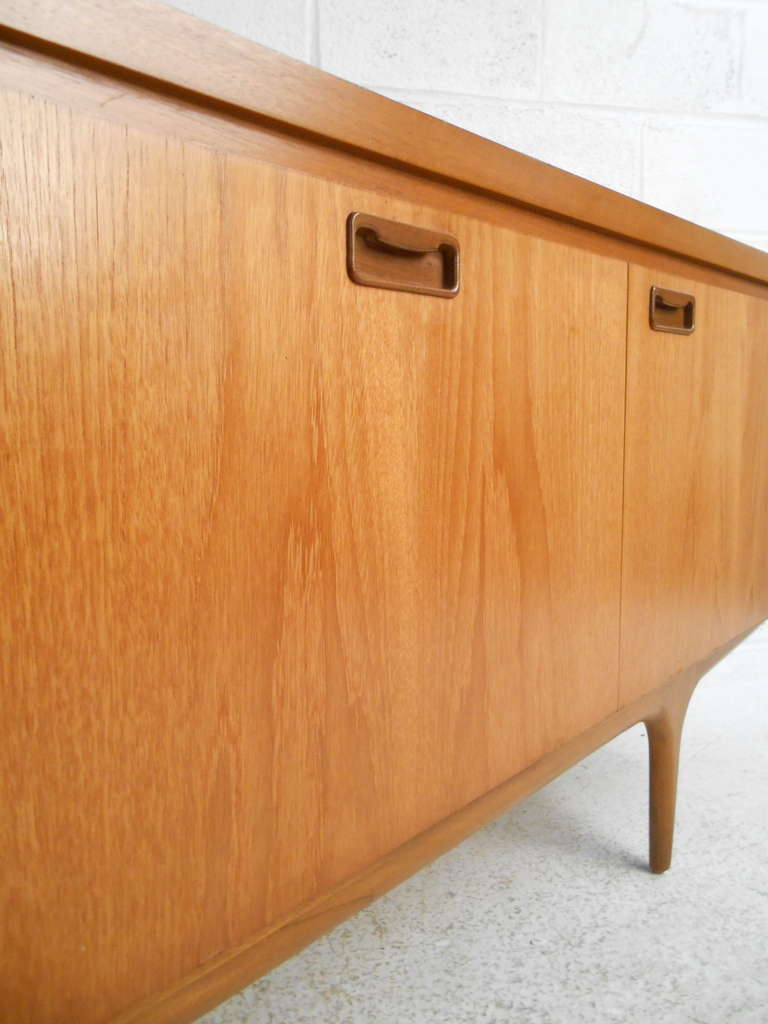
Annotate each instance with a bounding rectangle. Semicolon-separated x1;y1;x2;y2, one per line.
621;266;768;705
1;4;767;1023
1;89;627;1024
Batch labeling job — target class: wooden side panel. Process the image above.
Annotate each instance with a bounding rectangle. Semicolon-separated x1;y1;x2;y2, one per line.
3;0;768;285
621;265;768;705
0;89;626;1023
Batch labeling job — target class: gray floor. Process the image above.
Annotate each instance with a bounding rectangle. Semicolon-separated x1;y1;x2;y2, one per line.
197;624;768;1024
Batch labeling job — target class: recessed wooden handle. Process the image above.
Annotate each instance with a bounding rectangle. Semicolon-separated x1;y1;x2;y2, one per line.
347;212;459;297
649;285;695;334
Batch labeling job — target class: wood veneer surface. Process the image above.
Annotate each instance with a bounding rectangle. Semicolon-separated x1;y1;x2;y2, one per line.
0;89;627;1023
2;38;768;309
620;265;768;705
1;0;768;284
108;632;750;1024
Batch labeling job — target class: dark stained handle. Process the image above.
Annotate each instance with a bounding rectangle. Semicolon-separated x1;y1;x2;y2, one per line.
358;226;441;258
347;212;459;297
650;285;695;334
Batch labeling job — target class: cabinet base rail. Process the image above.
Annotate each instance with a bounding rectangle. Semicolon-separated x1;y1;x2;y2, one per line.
112;627;755;1024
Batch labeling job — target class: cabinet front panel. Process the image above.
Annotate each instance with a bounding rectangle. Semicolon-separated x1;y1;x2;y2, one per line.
621;265;768;705
0;89;626;1022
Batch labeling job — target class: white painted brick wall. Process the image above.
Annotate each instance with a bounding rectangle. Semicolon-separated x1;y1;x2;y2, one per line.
170;0;309;60
167;0;768;247
320;0;540;97
544;0;742;111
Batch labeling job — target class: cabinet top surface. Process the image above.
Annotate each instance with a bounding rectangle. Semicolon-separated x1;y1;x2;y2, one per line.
2;0;768;286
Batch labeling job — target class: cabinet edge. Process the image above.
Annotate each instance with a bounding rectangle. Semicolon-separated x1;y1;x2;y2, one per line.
108;625;760;1024
2;1;768;287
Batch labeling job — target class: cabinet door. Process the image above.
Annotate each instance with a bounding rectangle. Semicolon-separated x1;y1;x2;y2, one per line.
620;265;768;705
0;90;626;1023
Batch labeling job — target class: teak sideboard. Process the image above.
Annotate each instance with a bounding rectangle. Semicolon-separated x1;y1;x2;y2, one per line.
1;2;767;1022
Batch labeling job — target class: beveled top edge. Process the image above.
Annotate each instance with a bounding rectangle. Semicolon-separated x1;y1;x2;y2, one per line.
2;0;767;286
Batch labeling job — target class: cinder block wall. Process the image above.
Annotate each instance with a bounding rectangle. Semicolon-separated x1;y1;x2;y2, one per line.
168;0;768;252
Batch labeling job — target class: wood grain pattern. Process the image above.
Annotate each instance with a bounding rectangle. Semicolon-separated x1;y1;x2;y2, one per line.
0;89;627;1023
110;629;752;1024
645;669;699;874
620;265;768;705
1;0;768;285
3;37;768;308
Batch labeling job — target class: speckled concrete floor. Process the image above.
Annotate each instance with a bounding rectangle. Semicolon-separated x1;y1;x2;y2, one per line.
196;623;768;1024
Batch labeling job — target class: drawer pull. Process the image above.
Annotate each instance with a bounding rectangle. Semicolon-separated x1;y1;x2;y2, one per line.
347;212;459;297
649;286;695;334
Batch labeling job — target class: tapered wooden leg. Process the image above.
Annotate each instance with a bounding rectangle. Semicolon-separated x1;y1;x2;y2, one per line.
644;675;699;874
